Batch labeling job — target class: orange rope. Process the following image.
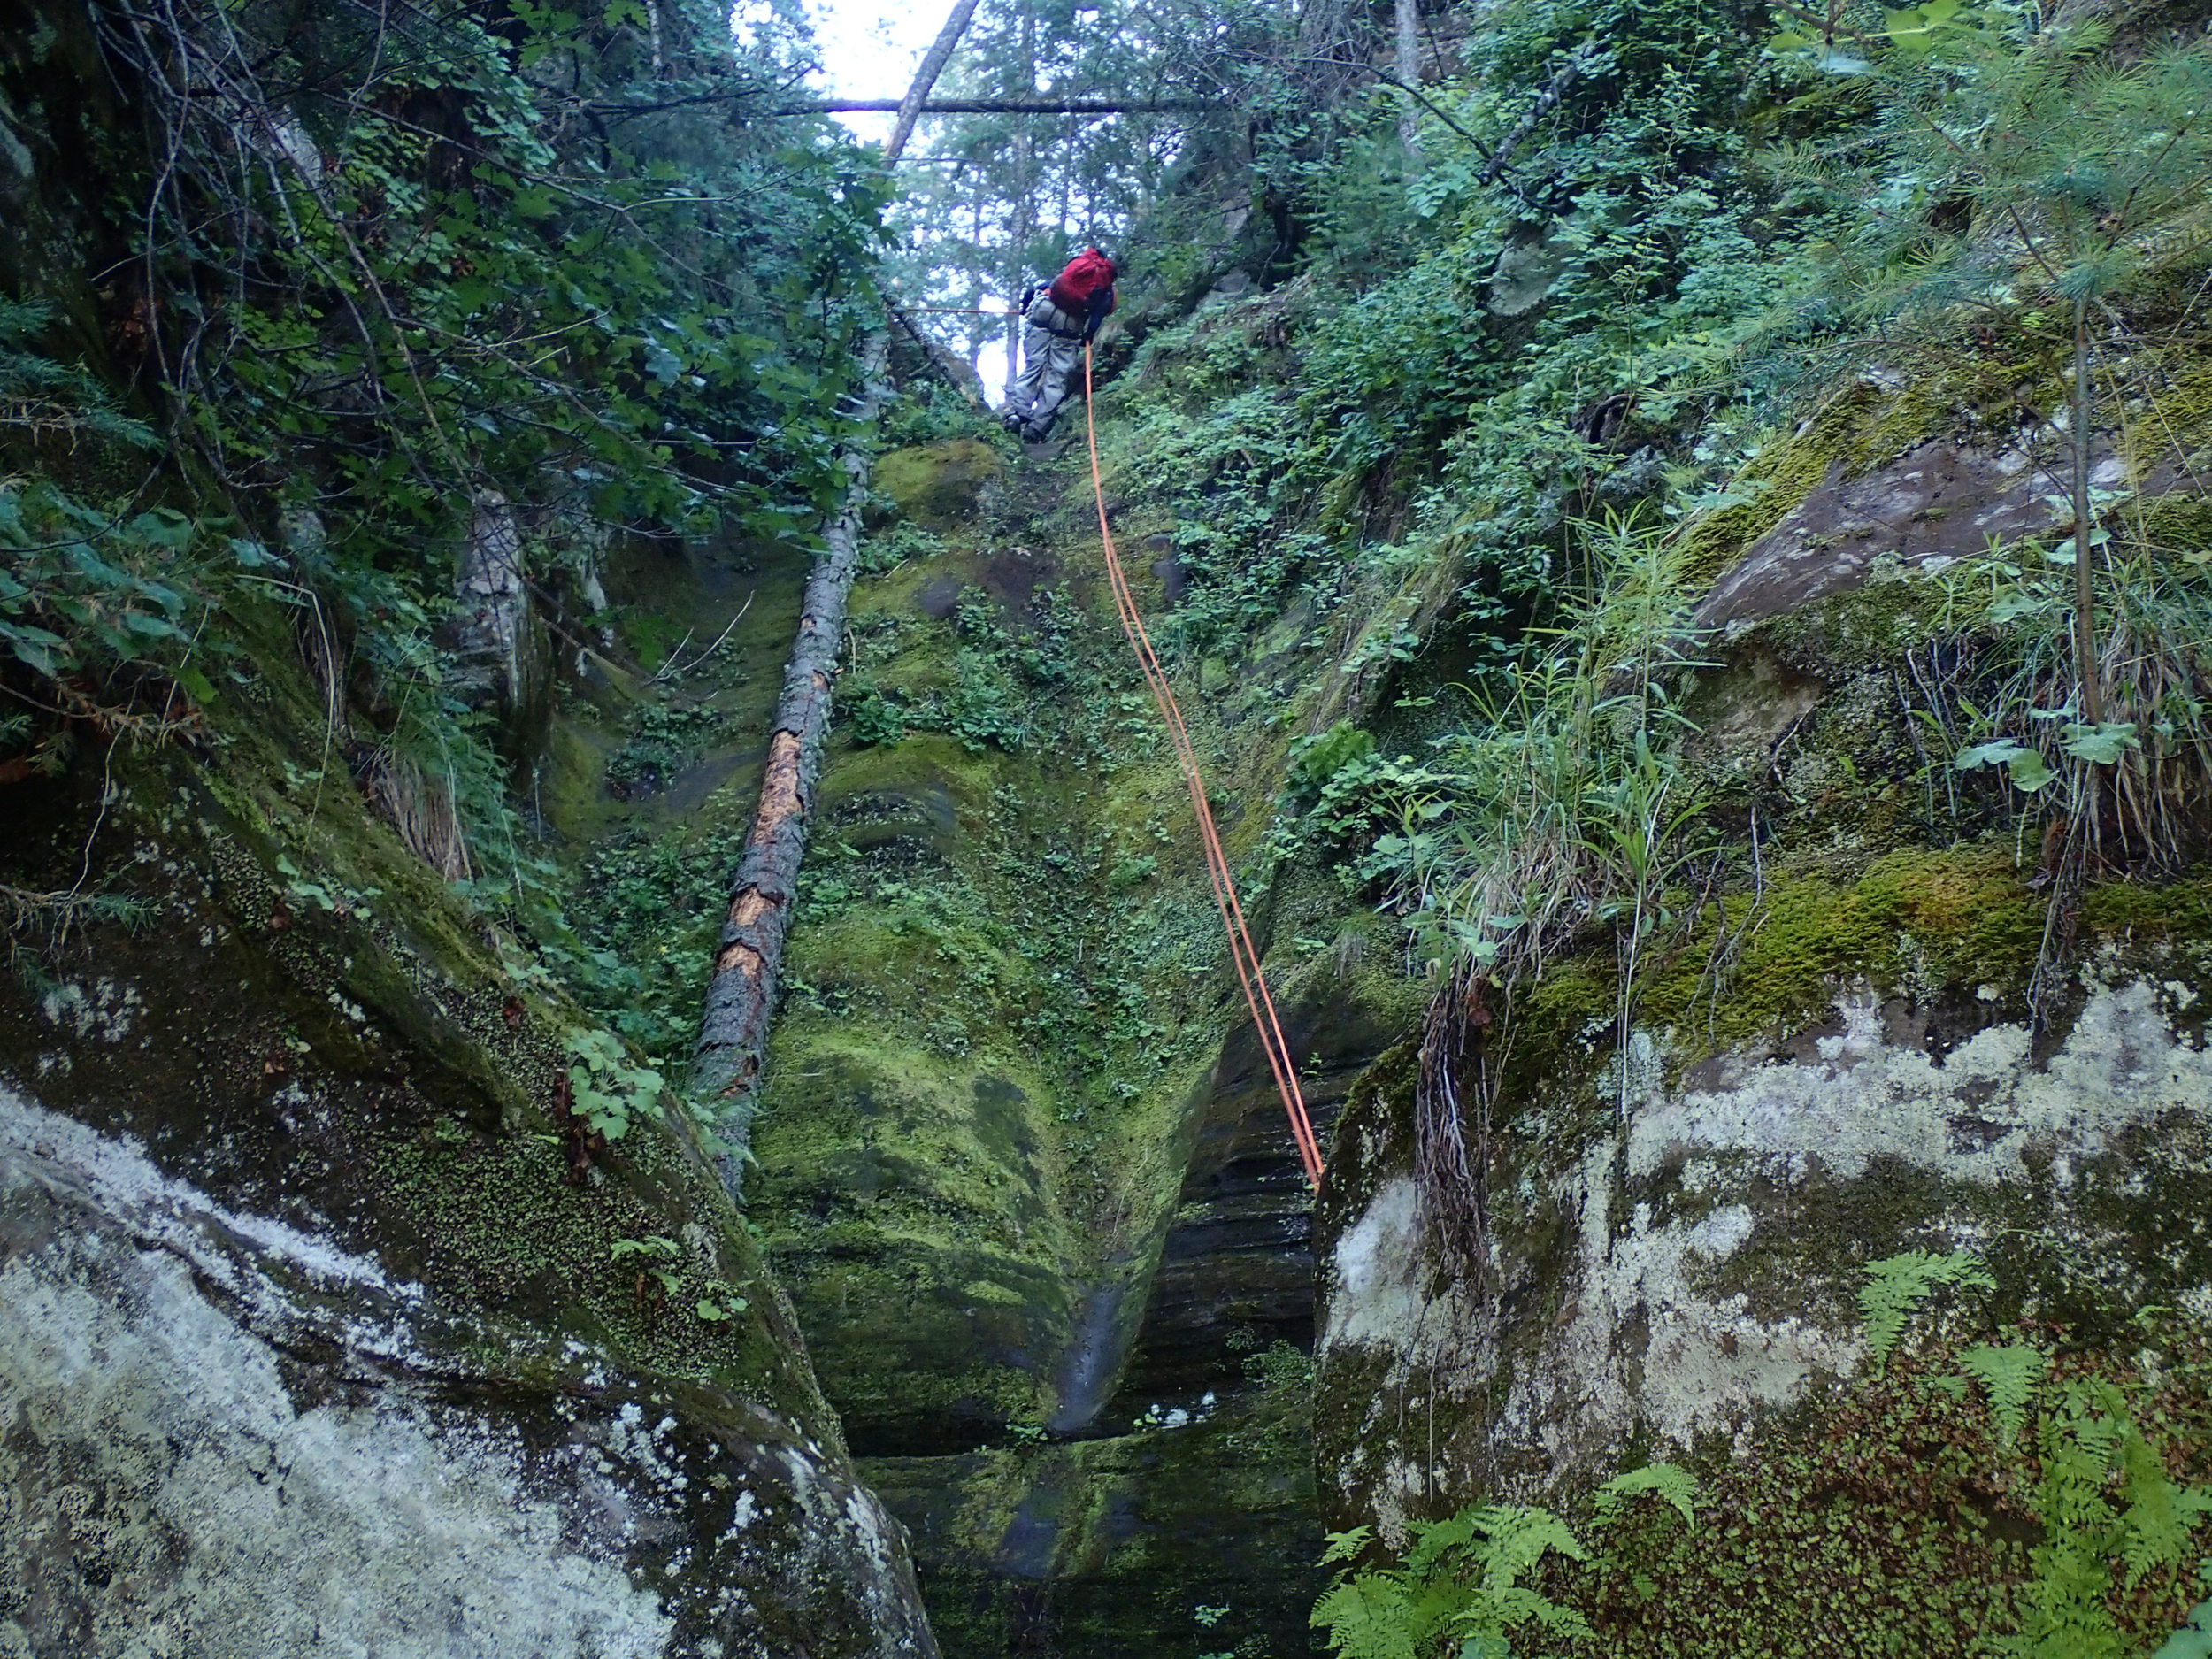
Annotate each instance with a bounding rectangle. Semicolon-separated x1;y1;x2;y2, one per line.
1080;347;1326;1193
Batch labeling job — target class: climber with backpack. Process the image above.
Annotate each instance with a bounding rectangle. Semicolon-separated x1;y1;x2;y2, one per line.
1002;246;1118;443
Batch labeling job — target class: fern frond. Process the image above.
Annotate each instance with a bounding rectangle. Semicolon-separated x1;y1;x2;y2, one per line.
2118;1433;2212;1590
1593;1463;1701;1532
1858;1248;1994;1368
1477;1505;1589;1581
1403;1509;1481;1575
1321;1525;1377;1567
1311;1573;1423;1659
1958;1345;2047;1445
1471;1585;1598;1641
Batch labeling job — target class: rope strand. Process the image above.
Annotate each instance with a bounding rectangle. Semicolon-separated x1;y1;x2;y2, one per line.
1080;347;1325;1192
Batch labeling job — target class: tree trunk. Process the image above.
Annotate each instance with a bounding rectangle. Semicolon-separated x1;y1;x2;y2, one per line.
693;339;887;1191
1004;2;1036;403
693;0;973;1194
1056;111;1073;242
807;96;1210;115
1395;0;1421;157
447;488;530;716
884;0;983;165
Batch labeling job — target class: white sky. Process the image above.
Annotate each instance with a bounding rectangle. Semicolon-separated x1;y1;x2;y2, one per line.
803;0;943;146
797;0;1021;396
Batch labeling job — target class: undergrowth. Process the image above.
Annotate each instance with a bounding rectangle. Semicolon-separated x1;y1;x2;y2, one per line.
1304;1250;2212;1659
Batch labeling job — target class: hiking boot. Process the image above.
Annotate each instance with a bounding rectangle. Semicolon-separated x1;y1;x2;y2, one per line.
1001;411;1025;435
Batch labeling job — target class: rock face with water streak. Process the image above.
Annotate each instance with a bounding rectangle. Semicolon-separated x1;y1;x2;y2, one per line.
734;442;1426;1655
0;730;936;1656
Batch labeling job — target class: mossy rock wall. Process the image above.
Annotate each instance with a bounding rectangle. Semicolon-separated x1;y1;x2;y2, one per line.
1308;547;2212;1652
0;602;936;1656
744;423;1398;1655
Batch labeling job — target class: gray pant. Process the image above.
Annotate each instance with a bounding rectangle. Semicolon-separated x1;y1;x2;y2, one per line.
1006;296;1084;439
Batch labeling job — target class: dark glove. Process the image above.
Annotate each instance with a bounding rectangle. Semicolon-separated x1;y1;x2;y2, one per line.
1080;289;1111;343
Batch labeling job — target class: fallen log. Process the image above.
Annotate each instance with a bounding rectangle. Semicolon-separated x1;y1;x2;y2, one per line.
689;25;952;1199
691;338;886;1193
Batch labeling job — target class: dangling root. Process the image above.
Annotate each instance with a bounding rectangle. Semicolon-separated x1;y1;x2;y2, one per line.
1415;966;1493;1278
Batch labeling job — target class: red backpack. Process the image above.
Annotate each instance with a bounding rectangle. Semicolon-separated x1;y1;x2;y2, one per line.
1048;249;1118;312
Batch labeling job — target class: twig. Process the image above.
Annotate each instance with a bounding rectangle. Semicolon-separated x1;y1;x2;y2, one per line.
652;590;754;682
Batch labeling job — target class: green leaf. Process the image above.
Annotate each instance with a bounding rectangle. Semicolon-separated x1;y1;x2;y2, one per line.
2152;1598;2212;1659
642;339;684;386
1954;738;2028;772
1958;1345;2047;1444
2059;721;2139;764
2004;749;2056;793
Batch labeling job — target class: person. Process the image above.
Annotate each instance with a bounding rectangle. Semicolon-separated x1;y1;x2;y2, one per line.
1002;246;1118;442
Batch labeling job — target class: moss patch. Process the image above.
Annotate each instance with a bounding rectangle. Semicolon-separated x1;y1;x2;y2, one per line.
872;441;1005;531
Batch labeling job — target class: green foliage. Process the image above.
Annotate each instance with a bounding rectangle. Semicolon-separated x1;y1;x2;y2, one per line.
856;520;948;578
1592;1463;1700;1533
562;1025;668;1141
1311;1503;1593;1659
0;301;211;759
1768;12;2212;330
1360;511;1713;1004
609;1233;681;1295
1932;545;2212;875
110;0;888;552
0;300;157;450
1994;1382;2212;1658
606;699;725;796
1291;722;1379;797
1858;1248;1994;1370
843;595;1076;757
1956;1344;2047;1446
845;687;909;748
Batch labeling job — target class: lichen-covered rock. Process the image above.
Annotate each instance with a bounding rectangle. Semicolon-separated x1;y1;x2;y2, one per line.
1318;959;2212;1541
0;643;938;1655
0;1073;935;1657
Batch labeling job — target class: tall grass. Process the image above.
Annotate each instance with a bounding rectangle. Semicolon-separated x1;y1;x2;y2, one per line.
1379;512;1714;1271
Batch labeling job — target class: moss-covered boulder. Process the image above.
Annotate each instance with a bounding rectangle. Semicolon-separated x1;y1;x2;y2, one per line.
872;442;1005;532
0;616;937;1655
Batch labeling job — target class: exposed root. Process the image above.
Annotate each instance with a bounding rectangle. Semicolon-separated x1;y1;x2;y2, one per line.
1415;966;1494;1279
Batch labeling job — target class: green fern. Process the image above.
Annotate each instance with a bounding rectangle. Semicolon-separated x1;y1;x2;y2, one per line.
1858;1249;1995;1370
1322;1526;1377;1567
1957;1344;2047;1445
1312;1576;1424;1659
2119;1435;2212;1592
0;300;158;449
1993;1382;2212;1657
1313;1503;1591;1659
1592;1463;1701;1532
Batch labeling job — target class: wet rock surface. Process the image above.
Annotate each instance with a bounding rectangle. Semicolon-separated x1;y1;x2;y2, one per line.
0;750;937;1657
